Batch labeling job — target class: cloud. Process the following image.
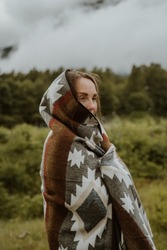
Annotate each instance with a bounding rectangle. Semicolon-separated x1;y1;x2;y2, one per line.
0;0;167;74
0;0;19;47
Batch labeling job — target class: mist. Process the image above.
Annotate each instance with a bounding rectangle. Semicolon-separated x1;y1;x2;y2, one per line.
0;0;167;74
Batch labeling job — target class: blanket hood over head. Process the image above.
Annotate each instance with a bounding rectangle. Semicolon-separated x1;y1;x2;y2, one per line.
39;69;100;132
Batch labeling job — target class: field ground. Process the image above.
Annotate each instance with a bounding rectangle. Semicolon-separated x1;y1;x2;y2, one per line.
0;178;167;250
0;219;48;250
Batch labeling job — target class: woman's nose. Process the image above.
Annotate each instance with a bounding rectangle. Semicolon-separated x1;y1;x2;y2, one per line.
87;99;95;113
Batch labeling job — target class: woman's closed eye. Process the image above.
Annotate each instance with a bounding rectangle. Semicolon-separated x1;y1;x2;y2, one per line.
78;95;87;101
92;95;97;101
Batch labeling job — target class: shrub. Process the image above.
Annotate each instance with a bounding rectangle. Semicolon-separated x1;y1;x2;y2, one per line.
0;124;48;219
0;118;166;219
105;116;167;178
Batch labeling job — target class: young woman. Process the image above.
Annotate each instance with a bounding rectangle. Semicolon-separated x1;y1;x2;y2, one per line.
39;69;156;250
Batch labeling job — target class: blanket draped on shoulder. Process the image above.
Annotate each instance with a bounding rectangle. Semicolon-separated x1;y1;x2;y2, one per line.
39;70;156;250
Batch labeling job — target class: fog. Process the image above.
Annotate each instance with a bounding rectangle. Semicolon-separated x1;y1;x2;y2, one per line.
0;0;167;74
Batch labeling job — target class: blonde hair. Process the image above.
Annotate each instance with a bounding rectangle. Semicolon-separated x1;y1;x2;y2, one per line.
66;69;101;117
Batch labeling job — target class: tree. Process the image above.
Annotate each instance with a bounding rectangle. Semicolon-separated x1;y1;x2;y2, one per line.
146;64;167;116
127;91;153;112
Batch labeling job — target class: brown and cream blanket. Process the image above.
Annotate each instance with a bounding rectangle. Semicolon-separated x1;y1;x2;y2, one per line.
39;70;156;250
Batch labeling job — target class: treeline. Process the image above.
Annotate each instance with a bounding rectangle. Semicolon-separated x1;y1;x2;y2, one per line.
0;63;167;127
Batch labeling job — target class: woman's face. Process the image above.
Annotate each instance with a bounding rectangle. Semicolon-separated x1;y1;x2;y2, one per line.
75;77;98;115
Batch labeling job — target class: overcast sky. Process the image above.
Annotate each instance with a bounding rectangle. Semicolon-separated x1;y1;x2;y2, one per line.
0;0;167;74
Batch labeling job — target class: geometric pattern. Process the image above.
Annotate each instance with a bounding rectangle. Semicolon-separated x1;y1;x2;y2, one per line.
101;158;132;189
76;189;107;232
68;147;85;168
47;78;63;106
100;145;156;249
65;168;112;249
120;192;134;214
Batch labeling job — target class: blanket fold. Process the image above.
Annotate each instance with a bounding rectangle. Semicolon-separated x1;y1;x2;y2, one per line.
100;145;155;249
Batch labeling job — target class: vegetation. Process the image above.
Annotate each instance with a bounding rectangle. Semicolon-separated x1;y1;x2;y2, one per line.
0;219;48;250
0;64;167;128
0;118;166;218
0;177;166;249
105;116;167;178
0;64;167;249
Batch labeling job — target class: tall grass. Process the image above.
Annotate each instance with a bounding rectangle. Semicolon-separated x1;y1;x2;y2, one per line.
0;219;48;250
135;178;167;250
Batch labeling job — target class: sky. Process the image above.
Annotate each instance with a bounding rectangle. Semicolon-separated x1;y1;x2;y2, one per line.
0;0;167;74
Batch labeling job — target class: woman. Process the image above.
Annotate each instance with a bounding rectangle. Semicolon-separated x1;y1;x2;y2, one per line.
39;69;156;250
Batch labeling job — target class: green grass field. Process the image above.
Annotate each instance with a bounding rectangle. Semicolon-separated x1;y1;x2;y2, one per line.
0;178;167;250
0;219;48;250
135;178;167;250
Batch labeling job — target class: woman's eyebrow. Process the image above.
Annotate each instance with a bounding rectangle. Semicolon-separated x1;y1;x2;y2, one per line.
77;92;98;97
77;92;88;96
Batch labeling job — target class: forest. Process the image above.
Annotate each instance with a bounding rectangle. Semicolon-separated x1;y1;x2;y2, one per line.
0;63;167;128
0;63;167;249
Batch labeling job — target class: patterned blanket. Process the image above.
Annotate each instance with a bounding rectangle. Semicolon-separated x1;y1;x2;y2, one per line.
39;70;156;250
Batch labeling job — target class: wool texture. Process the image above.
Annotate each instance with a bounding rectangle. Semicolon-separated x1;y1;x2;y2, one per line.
39;70;156;250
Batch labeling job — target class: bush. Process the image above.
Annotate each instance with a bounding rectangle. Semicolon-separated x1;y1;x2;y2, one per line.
0;118;167;219
105;116;167;178
19;194;44;219
0;190;43;219
0;124;48;219
127;91;153;112
0;127;10;143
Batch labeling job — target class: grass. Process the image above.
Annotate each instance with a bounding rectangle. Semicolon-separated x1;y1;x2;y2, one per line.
135;177;167;250
0;178;167;250
0;219;48;250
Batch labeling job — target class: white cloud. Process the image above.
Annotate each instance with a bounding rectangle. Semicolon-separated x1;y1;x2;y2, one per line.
0;0;167;74
0;0;19;46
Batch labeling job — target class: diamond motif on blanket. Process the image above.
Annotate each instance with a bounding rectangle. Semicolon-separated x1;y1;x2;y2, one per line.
76;189;107;232
65;168;112;249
